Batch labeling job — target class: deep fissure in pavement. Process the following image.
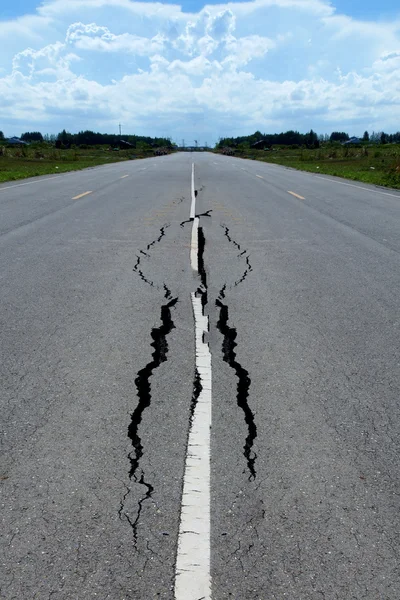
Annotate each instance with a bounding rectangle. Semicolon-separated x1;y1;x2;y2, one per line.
190;369;202;429
120;296;178;542
197;226;208;309
188;225;207;432
121;224;177;543
129;298;178;478
216;299;257;480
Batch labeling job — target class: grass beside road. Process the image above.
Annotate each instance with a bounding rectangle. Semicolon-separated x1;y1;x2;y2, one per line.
0;145;163;183
220;144;400;189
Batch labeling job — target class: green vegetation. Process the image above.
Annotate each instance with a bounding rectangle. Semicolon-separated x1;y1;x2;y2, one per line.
0;140;174;183
216;131;400;189
54;129;172;148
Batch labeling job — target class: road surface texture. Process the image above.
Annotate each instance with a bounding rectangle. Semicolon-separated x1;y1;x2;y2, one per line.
1;152;400;599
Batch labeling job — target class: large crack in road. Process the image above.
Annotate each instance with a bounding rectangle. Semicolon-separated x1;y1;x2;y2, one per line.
119;225;178;544
217;225;257;480
216;297;257;481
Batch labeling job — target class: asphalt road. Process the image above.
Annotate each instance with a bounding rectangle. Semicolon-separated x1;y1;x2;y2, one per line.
1;152;400;599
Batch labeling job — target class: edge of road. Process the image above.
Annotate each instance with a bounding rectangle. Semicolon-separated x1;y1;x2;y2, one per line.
0;153;177;191
214;154;400;197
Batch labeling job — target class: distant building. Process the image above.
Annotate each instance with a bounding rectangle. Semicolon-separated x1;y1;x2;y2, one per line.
118;139;134;149
6;137;29;145
251;139;269;150
343;137;361;145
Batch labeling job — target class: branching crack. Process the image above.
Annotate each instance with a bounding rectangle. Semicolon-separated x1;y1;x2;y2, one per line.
216;299;257;480
121;223;177;545
147;225;169;251
133;225;170;290
221;225;253;289
180;210;212;228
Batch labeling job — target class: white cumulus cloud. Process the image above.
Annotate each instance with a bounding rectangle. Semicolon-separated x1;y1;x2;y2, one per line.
0;0;399;142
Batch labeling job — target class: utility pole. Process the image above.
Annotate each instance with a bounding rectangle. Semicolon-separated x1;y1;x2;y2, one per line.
195;139;198;150
119;123;122;137
182;139;185;149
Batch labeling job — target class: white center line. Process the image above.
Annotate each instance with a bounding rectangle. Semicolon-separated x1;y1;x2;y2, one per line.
175;162;212;600
190;162;196;219
190;217;199;270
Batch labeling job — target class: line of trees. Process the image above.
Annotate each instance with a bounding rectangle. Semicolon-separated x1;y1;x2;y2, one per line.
0;129;172;148
328;131;400;143
21;131;44;142
217;130;320;149
217;129;400;149
55;129;172;148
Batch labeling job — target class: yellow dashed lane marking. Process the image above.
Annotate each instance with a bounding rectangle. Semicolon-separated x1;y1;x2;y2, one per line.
288;191;305;200
72;191;92;200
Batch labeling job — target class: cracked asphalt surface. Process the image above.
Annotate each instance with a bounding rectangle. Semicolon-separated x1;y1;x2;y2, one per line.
1;152;400;599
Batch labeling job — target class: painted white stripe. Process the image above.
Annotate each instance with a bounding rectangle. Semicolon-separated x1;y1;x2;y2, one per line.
190;217;199;271
175;161;212;599
190;162;196;219
175;292;212;600
315;175;400;199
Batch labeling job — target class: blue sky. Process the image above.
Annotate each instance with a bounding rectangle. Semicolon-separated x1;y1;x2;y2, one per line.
1;0;399;145
2;0;399;19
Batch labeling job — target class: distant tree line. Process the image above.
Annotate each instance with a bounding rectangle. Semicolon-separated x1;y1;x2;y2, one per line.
21;131;44;142
55;129;172;148
217;129;320;149
0;129;172;148
217;129;400;148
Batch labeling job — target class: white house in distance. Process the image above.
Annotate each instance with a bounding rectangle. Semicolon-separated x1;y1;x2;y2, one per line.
6;137;29;145
343;137;361;145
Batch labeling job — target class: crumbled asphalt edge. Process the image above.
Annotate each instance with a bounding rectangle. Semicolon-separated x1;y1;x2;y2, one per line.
119;224;178;545
216;298;257;481
222;225;253;288
190;369;202;429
